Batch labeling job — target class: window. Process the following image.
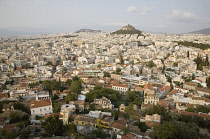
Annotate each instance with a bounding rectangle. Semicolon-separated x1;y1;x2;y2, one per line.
49;107;51;110
33;110;35;113
44;108;46;111
40;109;42;112
82;122;84;124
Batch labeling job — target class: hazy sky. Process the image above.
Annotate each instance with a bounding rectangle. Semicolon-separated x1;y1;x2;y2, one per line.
0;0;210;34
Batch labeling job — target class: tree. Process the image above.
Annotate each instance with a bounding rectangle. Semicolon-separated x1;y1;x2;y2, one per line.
65;123;78;138
132;97;142;106
85;85;120;104
28;81;40;88
103;71;111;77
173;121;199;139
70;80;82;93
144;105;167;116
91;128;106;139
72;76;80;81
65;79;72;86
45;61;53;66
134;122;149;132
19;130;31;139
187;51;190;58
62;67;68;75
1;131;17;139
53;101;61;113
65;92;77;102
43;80;63;93
6;110;29;124
13;102;30;114
146;60;156;68
207;77;210;88
126;91;137;102
25;63;32;69
41;115;64;137
120;55;124;64
153;121;177;139
121;126;131;135
173;62;178;67
205;55;209;66
192;73;195;80
116;67;121;73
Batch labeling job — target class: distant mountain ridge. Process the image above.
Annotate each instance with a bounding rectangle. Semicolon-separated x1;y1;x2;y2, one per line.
111;24;143;36
75;29;101;33
189;28;210;34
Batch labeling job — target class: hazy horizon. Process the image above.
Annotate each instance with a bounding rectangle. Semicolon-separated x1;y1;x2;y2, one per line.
0;0;210;35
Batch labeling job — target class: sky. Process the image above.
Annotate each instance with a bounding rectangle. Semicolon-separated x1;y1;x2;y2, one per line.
0;0;210;34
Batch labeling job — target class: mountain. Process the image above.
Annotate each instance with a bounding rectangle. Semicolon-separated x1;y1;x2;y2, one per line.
75;29;101;33
189;28;210;34
111;24;143;36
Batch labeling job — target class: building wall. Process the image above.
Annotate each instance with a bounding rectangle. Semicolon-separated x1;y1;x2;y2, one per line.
31;105;53;116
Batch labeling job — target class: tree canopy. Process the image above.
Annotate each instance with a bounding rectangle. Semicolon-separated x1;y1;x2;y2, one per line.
146;60;156;68
85;85;120;105
153;121;177;139
70;80;82;93
177;41;210;50
41;115;64;137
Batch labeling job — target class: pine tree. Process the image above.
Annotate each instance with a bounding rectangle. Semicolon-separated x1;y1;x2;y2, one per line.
192;74;195;80
207;77;210;88
205;55;209;66
187;51;190;58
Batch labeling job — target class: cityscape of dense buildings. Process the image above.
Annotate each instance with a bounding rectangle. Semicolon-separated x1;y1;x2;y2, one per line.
0;25;210;139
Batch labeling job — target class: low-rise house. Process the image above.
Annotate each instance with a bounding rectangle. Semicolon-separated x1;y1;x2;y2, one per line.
85;110;111;118
93;97;114;110
183;82;197;90
140;114;161;123
74;115;96;126
69;100;85;112
30;99;53;116
111;119;127;133
60;104;76;124
196;87;210;96
190;97;205;105
96;115;114;129
112;84;129;94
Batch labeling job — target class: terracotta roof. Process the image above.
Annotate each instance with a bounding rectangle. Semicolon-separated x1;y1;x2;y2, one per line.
135;87;144;91
30;99;52;108
157;100;168;108
197;87;210;93
112;84;128;88
118;133;136;139
144;84;154;90
104;84;112;88
141;104;153;108
167;89;178;96
175;110;210;119
145;121;160;128
44;113;63;119
111;119;127;129
159;86;171;91
0;93;7;99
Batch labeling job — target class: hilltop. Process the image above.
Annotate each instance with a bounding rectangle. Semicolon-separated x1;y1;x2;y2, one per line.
189;28;210;35
111;24;143;36
75;29;101;33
